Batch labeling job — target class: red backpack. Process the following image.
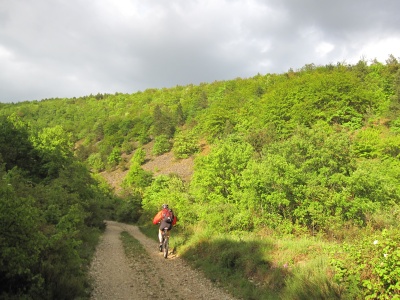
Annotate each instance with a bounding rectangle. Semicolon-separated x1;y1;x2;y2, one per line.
162;208;174;223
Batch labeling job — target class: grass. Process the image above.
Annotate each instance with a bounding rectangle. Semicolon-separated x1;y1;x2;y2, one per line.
138;221;159;242
137;222;346;300
132;206;400;299
282;258;342;300
136;209;353;300
120;230;149;261
180;232;280;300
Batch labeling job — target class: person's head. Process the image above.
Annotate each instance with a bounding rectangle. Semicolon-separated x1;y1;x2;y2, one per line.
162;204;169;209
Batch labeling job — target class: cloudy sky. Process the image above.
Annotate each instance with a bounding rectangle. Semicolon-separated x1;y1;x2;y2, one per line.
1;0;400;103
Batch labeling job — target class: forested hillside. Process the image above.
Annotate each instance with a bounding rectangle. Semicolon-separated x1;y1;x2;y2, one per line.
1;56;400;299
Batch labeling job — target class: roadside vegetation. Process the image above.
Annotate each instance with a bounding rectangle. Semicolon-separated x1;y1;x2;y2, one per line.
120;231;149;263
0;116;120;299
1;55;400;299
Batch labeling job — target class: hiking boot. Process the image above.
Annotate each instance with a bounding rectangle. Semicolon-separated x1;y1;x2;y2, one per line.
159;244;163;252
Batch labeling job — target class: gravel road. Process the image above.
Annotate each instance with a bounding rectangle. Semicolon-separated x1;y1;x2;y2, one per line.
89;220;237;300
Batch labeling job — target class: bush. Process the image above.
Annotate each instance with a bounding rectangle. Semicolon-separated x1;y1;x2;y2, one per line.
115;197;142;223
173;130;200;159
107;146;121;167
152;134;172;155
87;153;105;172
0;183;44;297
122;162;153;196
331;229;400;299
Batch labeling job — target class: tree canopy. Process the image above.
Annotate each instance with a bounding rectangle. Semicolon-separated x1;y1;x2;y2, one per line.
1;56;400;298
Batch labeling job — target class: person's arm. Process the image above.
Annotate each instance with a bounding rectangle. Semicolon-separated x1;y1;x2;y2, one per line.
152;211;163;224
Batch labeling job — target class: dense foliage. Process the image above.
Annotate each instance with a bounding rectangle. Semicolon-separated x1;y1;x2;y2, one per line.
0;115;117;299
1;56;400;298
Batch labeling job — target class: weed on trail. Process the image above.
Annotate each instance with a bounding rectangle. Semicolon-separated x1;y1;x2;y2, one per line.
120;231;150;263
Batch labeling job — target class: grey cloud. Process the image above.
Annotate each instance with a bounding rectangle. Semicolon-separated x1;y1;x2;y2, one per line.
1;0;400;102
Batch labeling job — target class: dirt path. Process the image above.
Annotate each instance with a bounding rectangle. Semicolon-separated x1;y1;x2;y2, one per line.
89;220;237;300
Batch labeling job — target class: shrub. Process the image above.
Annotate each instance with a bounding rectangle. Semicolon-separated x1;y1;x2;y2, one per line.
122;163;153;196
152;134;172;155
107;147;121;167
115;197;142;223
87;153;105;172
331;229;400;299
173;130;200;159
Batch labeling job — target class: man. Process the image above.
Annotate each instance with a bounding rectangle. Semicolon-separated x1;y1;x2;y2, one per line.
152;204;177;251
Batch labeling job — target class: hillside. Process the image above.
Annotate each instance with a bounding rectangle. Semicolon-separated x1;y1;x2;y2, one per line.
1;58;400;299
99;140;197;195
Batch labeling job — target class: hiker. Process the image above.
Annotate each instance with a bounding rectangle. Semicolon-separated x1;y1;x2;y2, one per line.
152;204;177;251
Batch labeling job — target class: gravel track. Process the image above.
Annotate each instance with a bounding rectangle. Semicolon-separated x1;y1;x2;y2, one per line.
89;220;237;300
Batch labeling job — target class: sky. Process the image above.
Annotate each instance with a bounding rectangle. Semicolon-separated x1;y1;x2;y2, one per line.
1;0;400;103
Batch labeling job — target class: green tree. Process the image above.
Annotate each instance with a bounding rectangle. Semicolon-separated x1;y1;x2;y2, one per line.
189;137;253;232
352;127;381;158
0;170;44;296
87;153;105;172
122;163;153;196
131;147;146;165
0;115;39;174
142;174;194;227
107;146;121;167
200;108;235;141
239;123;358;233
175;101;185;126
152;134;172;156
122;147;152;196
172;130;199;159
32;125;74;178
191;137;253;203
152;105;175;138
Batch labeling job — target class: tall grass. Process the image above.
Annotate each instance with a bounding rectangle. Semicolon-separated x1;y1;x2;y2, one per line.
281;258;342;300
138;222;345;300
179;232;280;300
